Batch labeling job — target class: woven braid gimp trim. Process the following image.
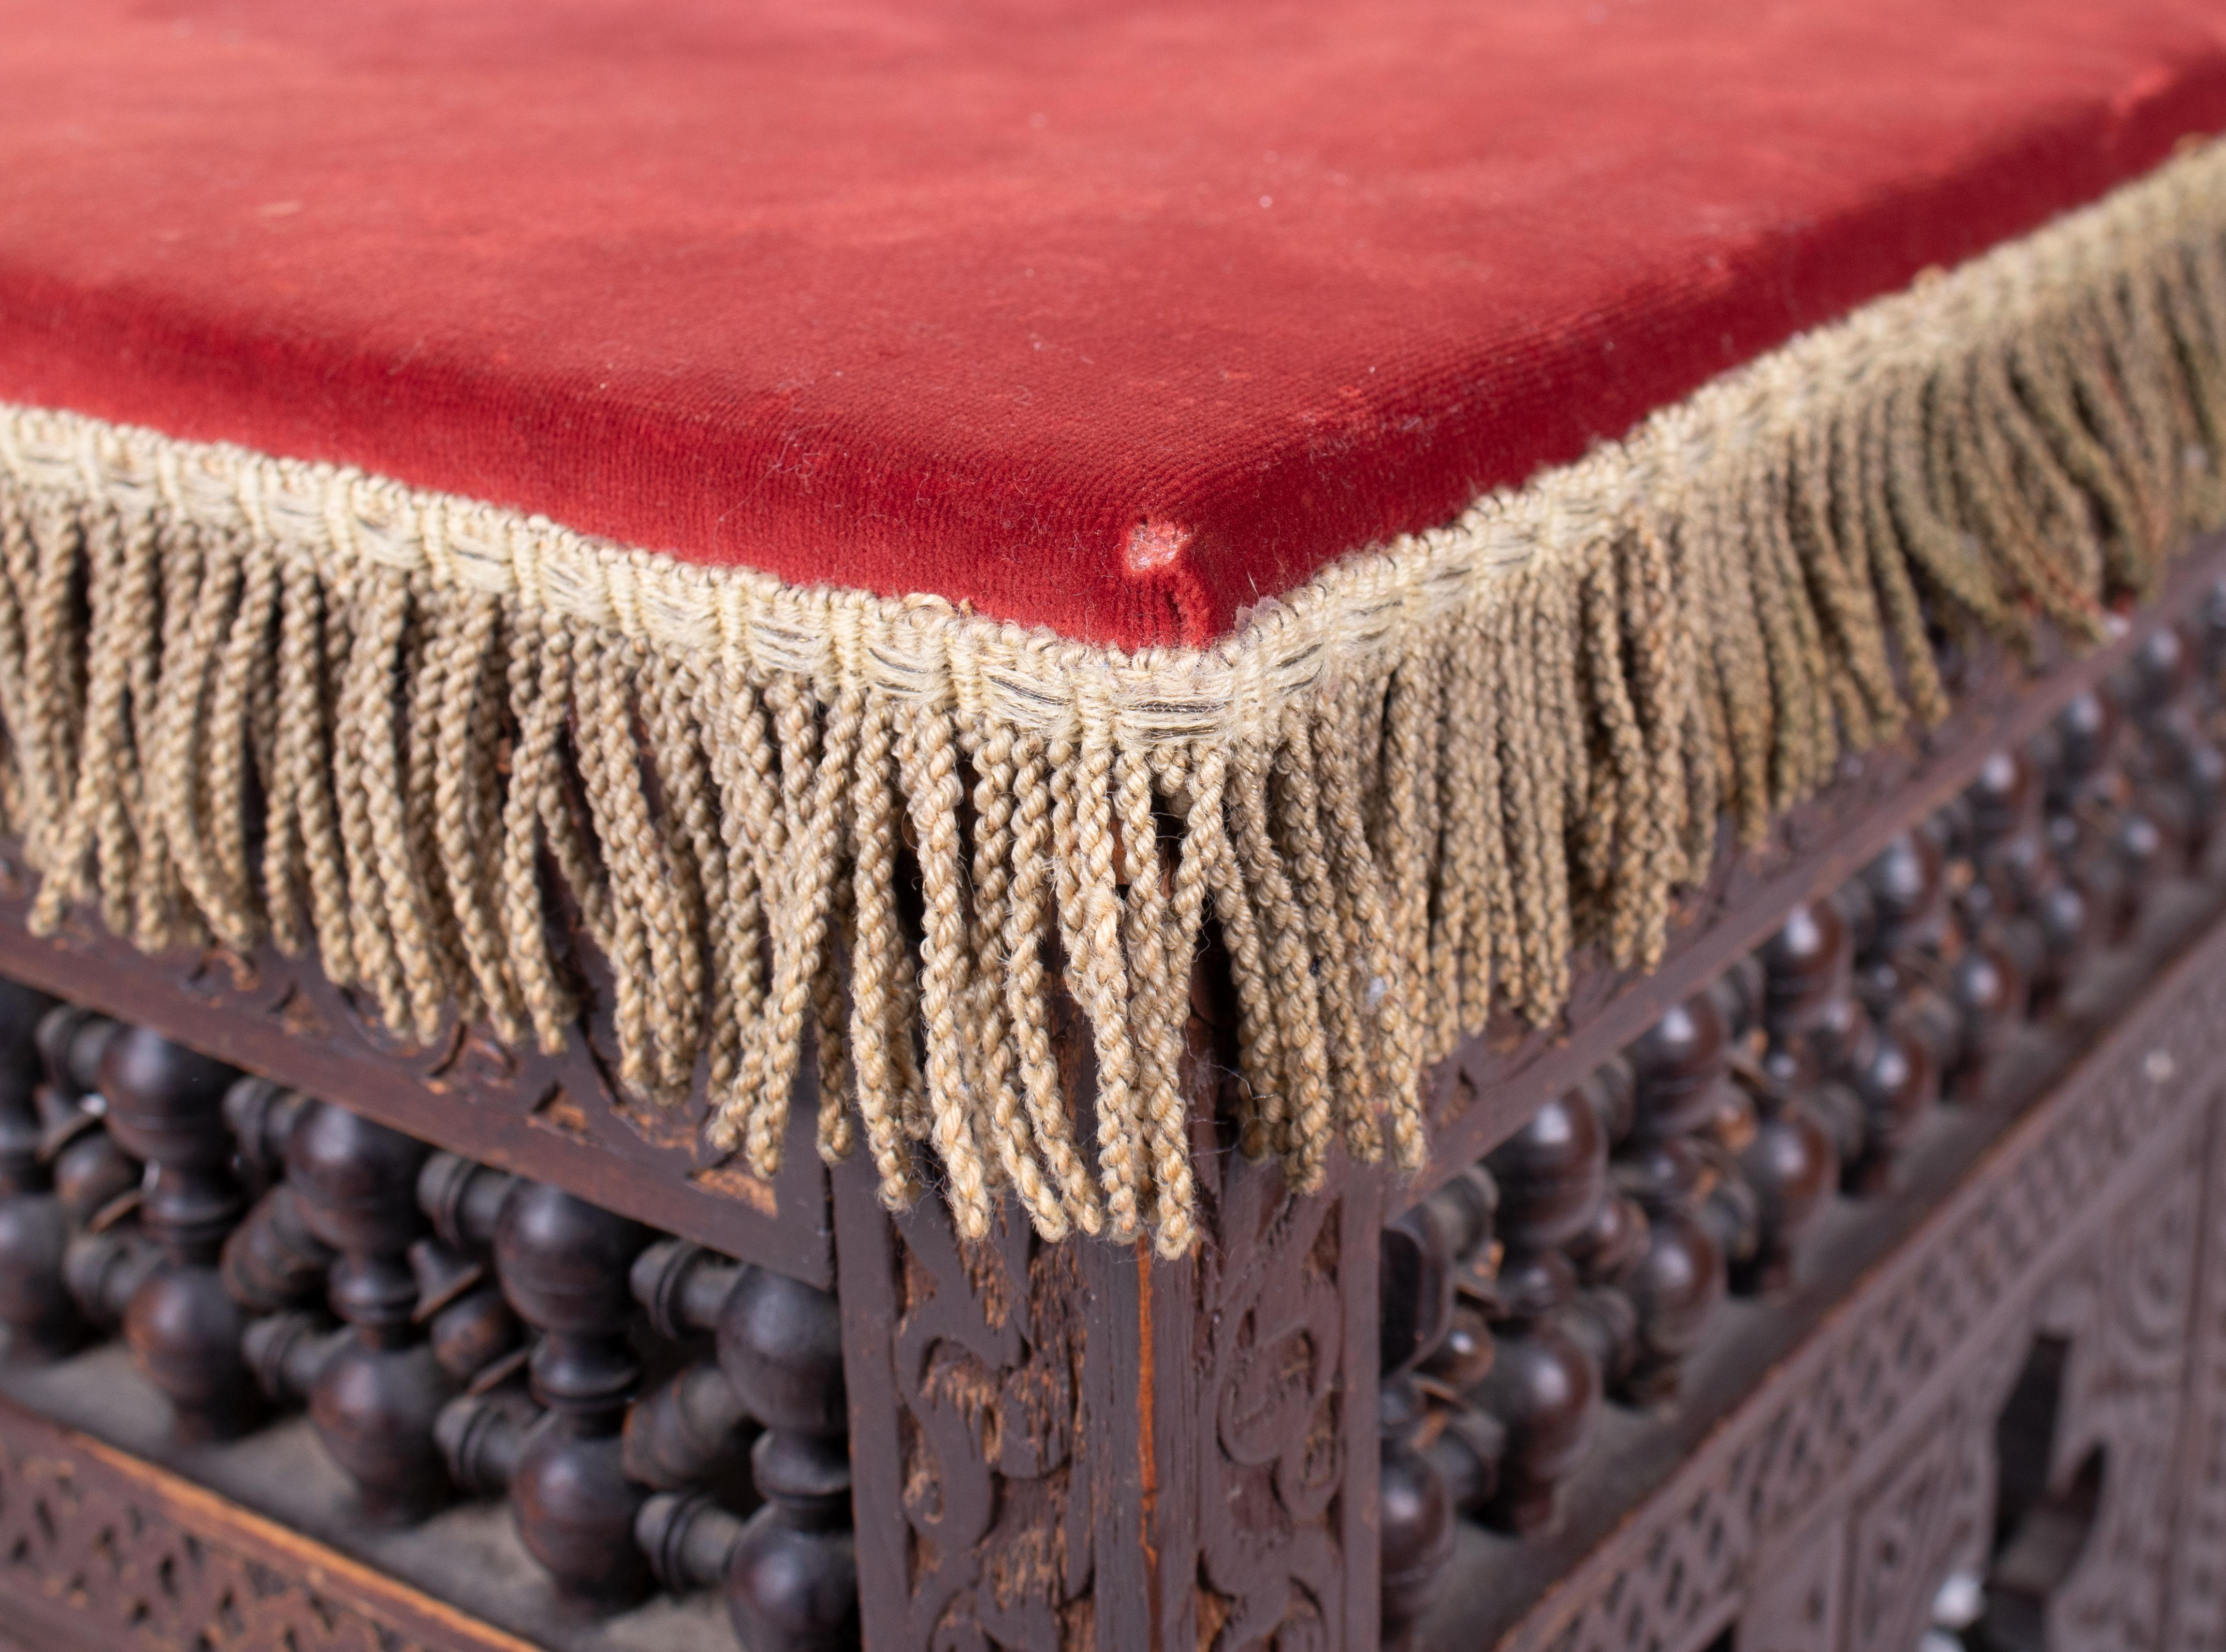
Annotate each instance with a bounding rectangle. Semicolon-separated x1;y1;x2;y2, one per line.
3;138;2225;1254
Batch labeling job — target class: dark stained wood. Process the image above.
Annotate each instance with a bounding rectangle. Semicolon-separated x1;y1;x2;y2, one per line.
1421;851;2226;1650
1420;534;2226;1190
0;1271;744;1652
834;1156;1096;1652
1468;1089;1603;1534
2164;1066;2226;1651
0;871;836;1287
833;1049;1385;1652
699;1265;858;1651
0;1390;546;1652
629;1238;859;1651
98;1022;262;1442
285;1097;457;1524
1609;995;1733;1404
0;980;70;1359
0;565;2218;1652
494;1179;658;1610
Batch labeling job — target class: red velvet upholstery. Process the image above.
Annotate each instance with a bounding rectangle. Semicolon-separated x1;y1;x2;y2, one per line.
3;1;2223;648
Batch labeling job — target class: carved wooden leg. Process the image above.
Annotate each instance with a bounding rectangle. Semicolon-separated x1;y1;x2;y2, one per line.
834;1139;1385;1652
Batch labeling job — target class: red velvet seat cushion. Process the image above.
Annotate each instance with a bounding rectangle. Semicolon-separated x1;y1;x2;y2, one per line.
3;0;2223;649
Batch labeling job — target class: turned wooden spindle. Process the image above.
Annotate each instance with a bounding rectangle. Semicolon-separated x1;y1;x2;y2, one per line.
412;1151;525;1387
1963;750;2093;1010
1471;1091;1604;1533
1850;833;1963;1063
437;1384;543;1500
35;1006;135;1231
2045;690;2167;941
626;1241;754;1492
1612;995;1732;1405
423;1152;538;1503
412;1241;523;1385
491;1179;656;1610
1723;1068;1836;1298
221;1181;336;1317
1380;1166;1496;1381
99;1025;256;1441
1854;831;2027;1098
2125;625;2226;864
1555;1060;1648;1389
1698;966;1835;1296
286;1100;453;1524
242;1309;349;1406
220;1080;333;1317
63;1223;163;1337
0;978;69;1358
226;1078;313;1190
1404;1167;1509;1514
627;1242;860;1652
38;1005;150;1339
642;1492;862;1652
1378;1167;1493;1652
1378;1375;1455;1652
1765;899;1937;1192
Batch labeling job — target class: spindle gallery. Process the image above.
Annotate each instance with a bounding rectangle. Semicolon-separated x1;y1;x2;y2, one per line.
2;6;2226;1650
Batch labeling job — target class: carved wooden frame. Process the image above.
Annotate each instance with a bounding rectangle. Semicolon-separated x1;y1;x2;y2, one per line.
1434;885;2226;1651
0;544;2217;1650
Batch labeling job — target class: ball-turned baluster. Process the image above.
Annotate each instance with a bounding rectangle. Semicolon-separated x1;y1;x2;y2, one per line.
628;1244;859;1652
1700;963;1835;1295
286;1100;452;1524
0;979;69;1358
412;1151;523;1388
2045;691;2166;940
1854;831;2027;1101
712;1265;858;1652
494;1180;655;1611
1471;1091;1605;1533
1556;1060;1649;1390
1964;751;2094;1011
2123;628;2226;867
424;1153;540;1504
99;1025;255;1440
1766;899;1937;1193
1378;1168;1493;1652
625;1241;753;1492
35;1007;134;1232
220;1081;333;1318
49;1011;153;1336
1613;996;1732;1405
1850;833;1961;1066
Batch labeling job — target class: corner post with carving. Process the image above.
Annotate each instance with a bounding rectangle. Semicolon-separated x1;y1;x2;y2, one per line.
832;1116;1390;1652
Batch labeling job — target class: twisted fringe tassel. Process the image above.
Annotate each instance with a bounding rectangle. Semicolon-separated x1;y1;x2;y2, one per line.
4;142;2226;1253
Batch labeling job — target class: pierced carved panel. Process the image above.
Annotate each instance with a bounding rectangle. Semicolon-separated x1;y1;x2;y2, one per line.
1196;1157;1355;1652
2166;1104;2226;1651
1492;911;2226;1652
837;1187;1094;1652
0;1435;433;1652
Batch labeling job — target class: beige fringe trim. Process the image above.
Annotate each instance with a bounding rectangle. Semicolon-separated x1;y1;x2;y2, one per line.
3;140;2225;1254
